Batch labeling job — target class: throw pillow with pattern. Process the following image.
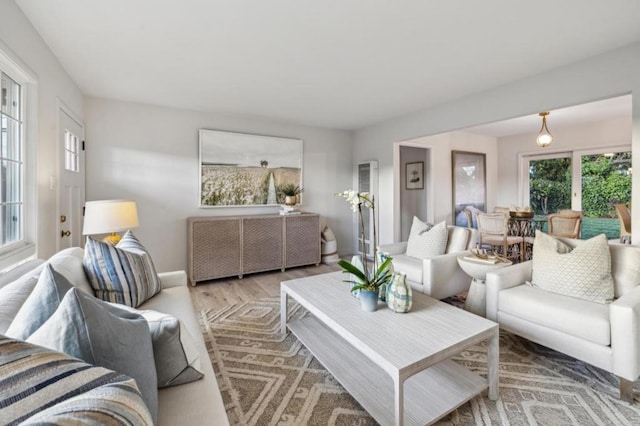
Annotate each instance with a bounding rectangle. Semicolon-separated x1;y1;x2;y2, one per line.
406;220;448;259
83;230;161;307
531;231;614;304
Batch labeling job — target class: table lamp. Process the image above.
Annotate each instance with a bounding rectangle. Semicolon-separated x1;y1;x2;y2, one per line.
82;200;139;245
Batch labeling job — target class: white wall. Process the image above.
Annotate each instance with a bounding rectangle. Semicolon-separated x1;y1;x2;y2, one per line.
0;1;84;260
84;97;353;272
355;42;640;245
496;115;632;207
399;146;428;240
391;132;497;243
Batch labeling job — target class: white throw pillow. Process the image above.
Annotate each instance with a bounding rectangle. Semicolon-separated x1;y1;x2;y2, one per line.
531;231;614;304
406;220;448;259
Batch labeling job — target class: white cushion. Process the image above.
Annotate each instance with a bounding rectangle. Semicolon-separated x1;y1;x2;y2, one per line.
499;284;610;346
445;226;470;253
389;254;423;285
531;232;614;304
406;220;448;259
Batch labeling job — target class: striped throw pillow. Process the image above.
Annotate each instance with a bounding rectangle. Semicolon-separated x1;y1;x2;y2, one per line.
0;337;152;426
83;230;161;307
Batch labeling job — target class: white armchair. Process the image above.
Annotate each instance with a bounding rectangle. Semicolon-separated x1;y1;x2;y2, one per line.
379;225;478;300
486;240;640;401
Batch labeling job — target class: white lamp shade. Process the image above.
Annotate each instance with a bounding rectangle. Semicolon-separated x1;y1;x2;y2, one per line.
82;200;139;235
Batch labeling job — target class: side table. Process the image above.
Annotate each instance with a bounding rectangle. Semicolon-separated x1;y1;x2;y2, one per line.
457;254;512;317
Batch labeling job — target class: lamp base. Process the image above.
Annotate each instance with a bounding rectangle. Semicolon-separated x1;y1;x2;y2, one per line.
102;233;122;245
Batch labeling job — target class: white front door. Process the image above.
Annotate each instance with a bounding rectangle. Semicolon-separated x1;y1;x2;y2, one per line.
58;107;85;250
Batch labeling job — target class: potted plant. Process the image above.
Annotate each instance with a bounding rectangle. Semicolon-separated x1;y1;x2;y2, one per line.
279;184;303;205
335;190;393;312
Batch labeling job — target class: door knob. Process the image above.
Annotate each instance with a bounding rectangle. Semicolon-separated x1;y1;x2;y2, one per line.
61;230;71;237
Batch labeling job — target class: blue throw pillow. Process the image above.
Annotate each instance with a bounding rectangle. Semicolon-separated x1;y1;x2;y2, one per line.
83;230;161;307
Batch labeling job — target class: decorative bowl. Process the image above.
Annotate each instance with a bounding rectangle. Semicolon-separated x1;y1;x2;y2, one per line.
509;211;534;219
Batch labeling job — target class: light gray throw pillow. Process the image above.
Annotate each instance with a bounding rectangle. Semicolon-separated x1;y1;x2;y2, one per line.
531;231;614;304
406;220;448;259
113;304;204;388
27;288;158;423
6;264;73;340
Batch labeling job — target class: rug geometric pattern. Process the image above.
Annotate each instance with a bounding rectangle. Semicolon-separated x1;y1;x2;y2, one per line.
200;297;640;425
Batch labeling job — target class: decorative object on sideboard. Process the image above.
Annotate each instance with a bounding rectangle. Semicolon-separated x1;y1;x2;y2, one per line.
82;200;139;245
199;129;303;207
536;111;553;147
386;272;412;313
334;190;393;310
278;184;303;206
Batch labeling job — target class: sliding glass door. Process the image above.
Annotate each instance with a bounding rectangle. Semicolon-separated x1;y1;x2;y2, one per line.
522;147;631;239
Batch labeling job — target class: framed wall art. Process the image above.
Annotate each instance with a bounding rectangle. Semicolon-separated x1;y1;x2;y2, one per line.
405;161;424;190
199;129;303;207
452;150;486;224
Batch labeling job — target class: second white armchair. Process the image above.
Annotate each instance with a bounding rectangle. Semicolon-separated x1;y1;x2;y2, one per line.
379;222;478;300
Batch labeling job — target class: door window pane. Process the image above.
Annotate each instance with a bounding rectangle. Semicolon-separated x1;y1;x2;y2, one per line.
581;152;631;239
529;157;571;215
64;130;79;173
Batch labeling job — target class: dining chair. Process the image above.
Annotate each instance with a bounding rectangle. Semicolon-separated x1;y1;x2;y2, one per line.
476;212;524;262
614;204;632;244
547;210;583;239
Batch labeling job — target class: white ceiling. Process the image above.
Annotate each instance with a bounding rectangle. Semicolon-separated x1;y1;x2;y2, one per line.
464;94;632;138
16;1;640;130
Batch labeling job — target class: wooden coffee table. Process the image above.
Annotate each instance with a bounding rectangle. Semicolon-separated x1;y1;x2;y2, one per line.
280;272;499;426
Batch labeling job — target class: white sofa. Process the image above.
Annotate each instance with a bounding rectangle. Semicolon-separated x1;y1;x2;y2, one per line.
379;225;479;299
0;247;229;425
486;240;640;401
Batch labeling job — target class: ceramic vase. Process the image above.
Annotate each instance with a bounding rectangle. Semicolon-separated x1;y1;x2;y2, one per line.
386;272;412;313
349;255;364;298
359;290;379;312
376;252;394;301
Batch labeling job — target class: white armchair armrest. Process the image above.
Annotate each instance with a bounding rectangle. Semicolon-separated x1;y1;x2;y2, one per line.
486;261;533;321
610;286;640;381
378;242;407;256
422;251;470;300
158;270;188;289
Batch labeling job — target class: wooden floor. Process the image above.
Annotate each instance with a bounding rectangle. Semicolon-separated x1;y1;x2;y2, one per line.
188;263;341;312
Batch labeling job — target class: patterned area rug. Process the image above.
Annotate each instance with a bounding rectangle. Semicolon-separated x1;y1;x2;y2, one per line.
200;298;640;425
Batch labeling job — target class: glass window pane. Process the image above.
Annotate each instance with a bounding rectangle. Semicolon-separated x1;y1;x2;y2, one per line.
528;157;571;215
1;115;20;161
1;203;21;245
1;73;20;120
581;152;631;240
1;160;21;203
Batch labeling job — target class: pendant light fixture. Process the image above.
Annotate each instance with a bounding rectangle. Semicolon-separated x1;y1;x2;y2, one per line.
536;111;553;147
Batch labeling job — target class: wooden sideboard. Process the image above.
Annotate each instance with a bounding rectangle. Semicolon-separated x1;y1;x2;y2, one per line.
187;213;321;285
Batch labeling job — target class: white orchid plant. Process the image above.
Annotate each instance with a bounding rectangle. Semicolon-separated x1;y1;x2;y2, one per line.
335;190;393;293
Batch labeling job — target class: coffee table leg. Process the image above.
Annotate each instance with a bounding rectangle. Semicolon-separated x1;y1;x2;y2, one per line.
280;288;288;335
488;329;499;400
394;375;404;426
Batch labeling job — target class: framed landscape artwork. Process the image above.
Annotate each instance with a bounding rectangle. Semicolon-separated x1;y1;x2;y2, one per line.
405;161;424;190
199;129;303;207
452;150;486;224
